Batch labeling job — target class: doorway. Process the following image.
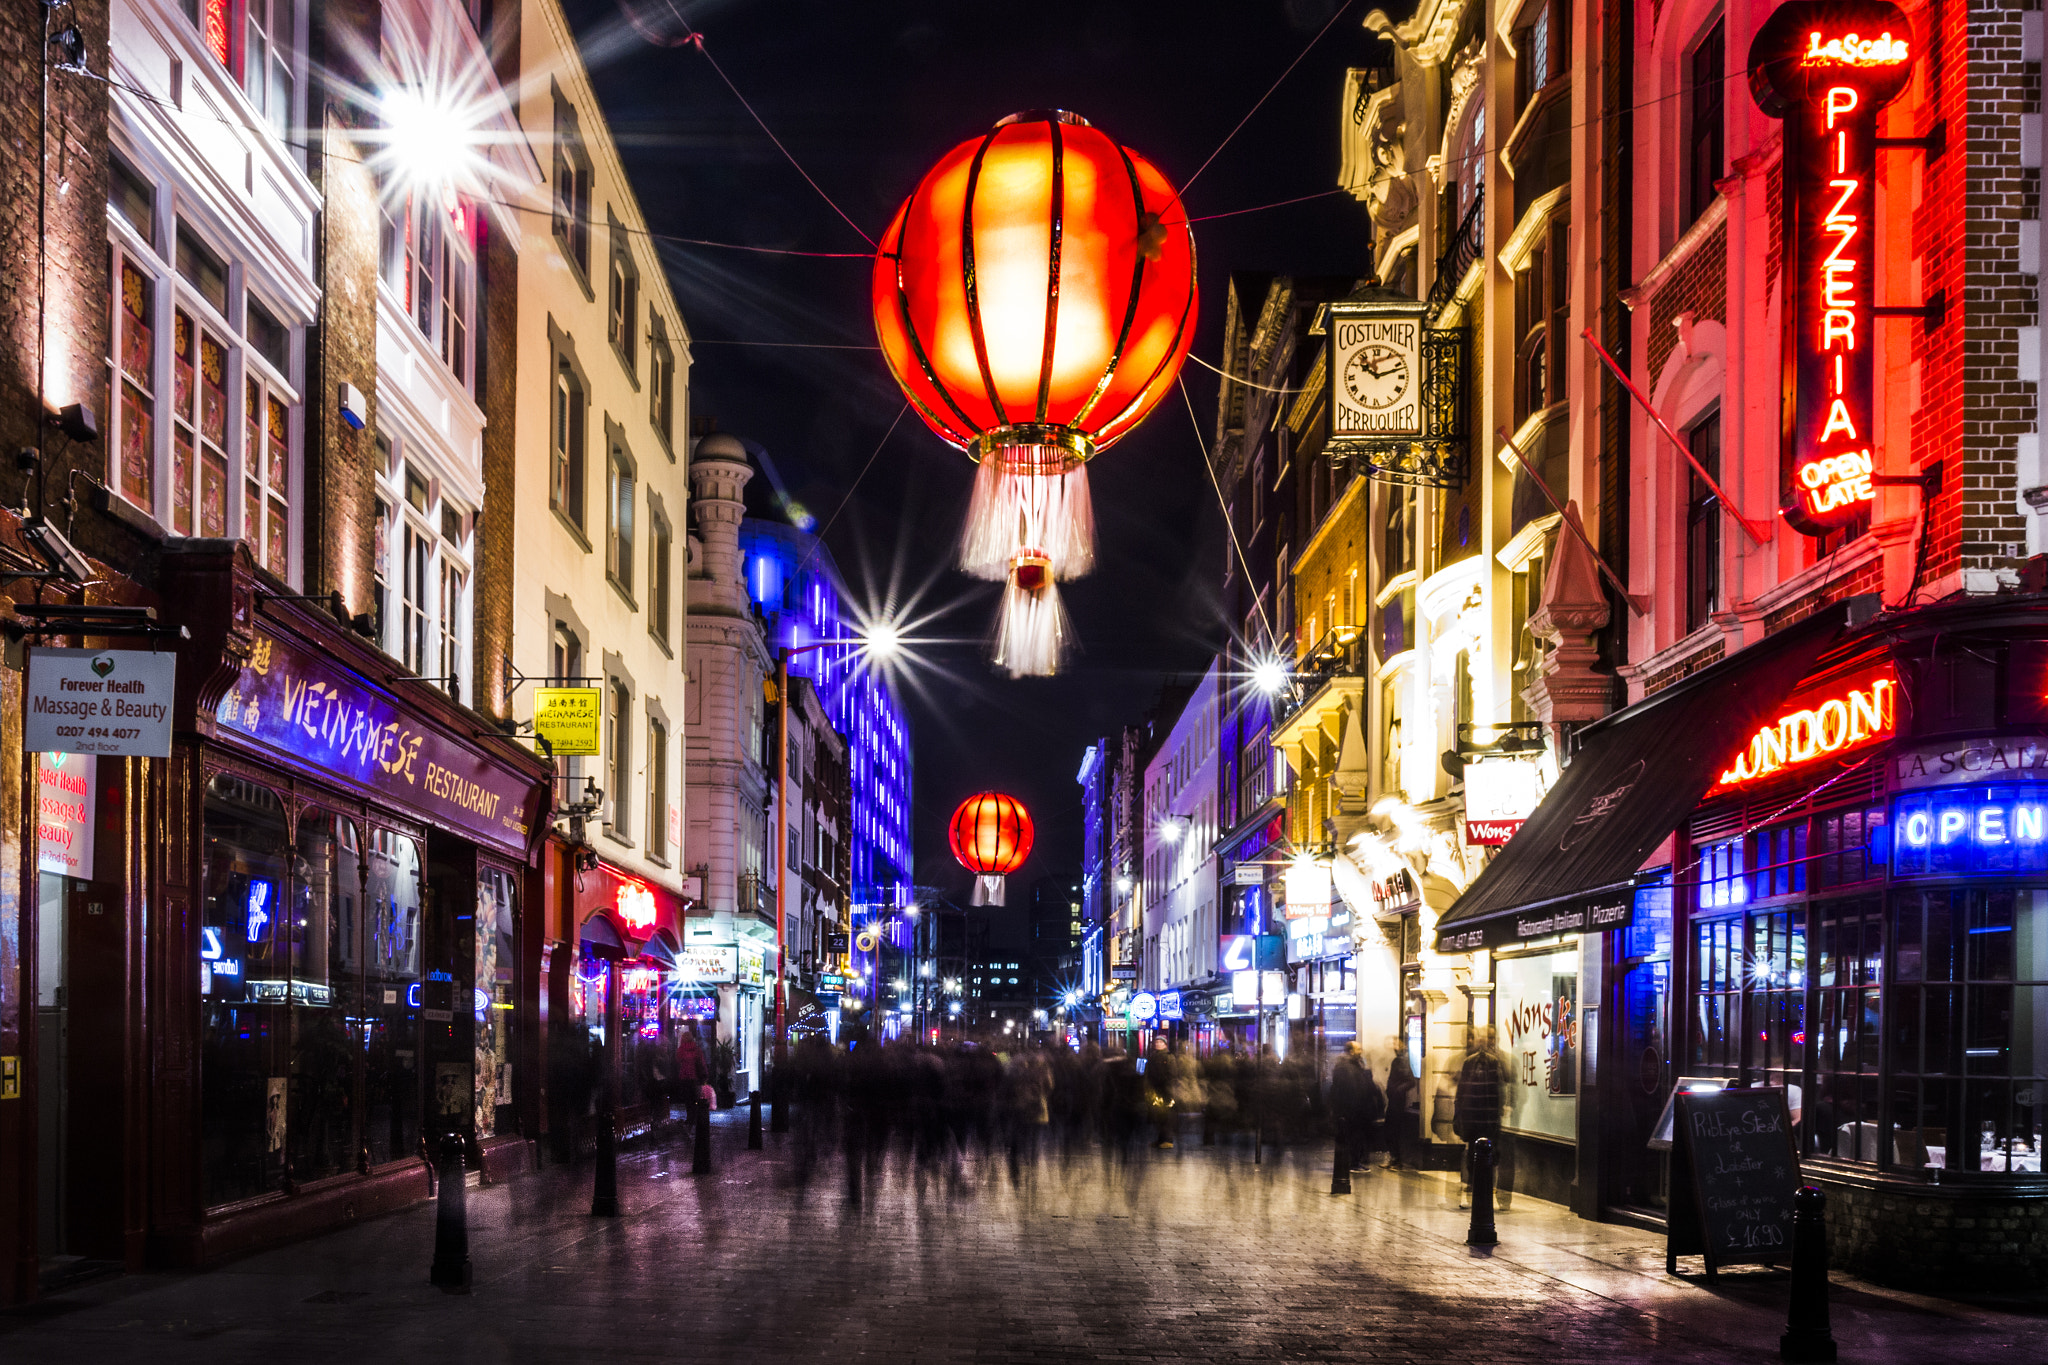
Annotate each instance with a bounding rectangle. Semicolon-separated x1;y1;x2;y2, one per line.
36;869;127;1277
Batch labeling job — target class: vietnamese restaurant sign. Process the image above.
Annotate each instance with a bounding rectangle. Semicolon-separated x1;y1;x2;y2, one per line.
214;632;538;856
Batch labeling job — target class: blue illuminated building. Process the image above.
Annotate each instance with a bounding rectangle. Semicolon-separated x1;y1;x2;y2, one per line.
737;519;914;912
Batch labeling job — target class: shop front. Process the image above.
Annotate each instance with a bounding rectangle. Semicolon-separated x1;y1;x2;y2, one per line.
1653;599;2048;1290
148;545;551;1265
554;856;691;1136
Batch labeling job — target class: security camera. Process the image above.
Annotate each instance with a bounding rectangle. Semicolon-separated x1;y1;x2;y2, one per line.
24;519;91;584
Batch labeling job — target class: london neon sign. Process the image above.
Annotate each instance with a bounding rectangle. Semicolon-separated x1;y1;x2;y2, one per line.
1751;1;1915;536
1716;675;1894;787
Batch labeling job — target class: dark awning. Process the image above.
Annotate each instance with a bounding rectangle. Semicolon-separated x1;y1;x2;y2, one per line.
1434;601;1863;952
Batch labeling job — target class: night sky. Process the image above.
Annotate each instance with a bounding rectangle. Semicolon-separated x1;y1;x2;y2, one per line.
560;0;1385;894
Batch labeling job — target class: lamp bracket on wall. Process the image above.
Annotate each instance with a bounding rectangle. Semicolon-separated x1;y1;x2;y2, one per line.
1873;290;1947;327
1875;120;1946;159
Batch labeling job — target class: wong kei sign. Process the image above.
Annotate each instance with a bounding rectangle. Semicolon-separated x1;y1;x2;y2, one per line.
213;631;543;856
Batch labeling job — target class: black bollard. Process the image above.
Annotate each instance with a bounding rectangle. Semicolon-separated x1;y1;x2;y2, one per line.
771;1064;789;1135
748;1083;764;1150
590;1110;619;1216
692;1095;713;1174
1466;1137;1499;1247
1781;1185;1838;1363
428;1132;471;1293
1331;1126;1353;1196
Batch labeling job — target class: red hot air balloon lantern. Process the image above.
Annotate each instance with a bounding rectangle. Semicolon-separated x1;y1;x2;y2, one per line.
948;791;1035;906
874;111;1198;677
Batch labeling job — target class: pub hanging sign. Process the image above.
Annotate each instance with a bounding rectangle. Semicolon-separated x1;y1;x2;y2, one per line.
1326;282;1469;488
1750;0;1916;536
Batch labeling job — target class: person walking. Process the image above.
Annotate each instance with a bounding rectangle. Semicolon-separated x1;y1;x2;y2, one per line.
1453;1026;1513;1209
1384;1044;1418;1171
674;1025;711;1131
1335;1047;1368;1178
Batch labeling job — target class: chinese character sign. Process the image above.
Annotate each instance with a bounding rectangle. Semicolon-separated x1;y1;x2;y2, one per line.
1751;0;1915;535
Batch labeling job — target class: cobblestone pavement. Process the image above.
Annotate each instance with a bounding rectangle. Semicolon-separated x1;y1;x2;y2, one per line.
2;1115;2042;1365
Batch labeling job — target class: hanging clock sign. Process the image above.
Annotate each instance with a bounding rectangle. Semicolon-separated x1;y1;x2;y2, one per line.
1325;282;1468;488
1750;0;1915;536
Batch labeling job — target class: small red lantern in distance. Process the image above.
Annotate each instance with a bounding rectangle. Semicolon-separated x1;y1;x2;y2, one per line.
949;791;1035;906
874;111;1197;677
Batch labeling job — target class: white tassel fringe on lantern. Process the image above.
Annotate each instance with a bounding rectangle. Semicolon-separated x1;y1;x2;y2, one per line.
959;446;1095;582
962;443;1094;678
991;576;1072;679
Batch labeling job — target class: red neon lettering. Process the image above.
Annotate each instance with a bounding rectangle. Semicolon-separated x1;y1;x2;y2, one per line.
1717;677;1894;786
1802;29;1910;67
616;882;658;933
203;0;230;67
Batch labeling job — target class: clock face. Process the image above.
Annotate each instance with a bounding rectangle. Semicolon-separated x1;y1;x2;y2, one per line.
1343;343;1411;411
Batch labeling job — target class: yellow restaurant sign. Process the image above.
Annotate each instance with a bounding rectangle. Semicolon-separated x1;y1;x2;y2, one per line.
533;687;602;756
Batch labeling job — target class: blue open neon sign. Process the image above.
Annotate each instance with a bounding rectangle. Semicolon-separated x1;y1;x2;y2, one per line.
1892;786;2048;877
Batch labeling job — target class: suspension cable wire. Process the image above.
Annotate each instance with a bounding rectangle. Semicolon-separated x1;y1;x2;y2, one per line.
795;402;910;584
654;1;878;249
1180;375;1277;653
1177;0;1357;198
1185;350;1303;395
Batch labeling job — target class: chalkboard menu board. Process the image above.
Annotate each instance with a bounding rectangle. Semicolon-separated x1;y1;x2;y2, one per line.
1665;1086;1799;1276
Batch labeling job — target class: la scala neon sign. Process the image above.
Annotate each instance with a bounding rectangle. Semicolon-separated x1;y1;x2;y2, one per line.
1716;675;1895;787
1802;30;1910;67
1751;1;1916;536
616;881;658;934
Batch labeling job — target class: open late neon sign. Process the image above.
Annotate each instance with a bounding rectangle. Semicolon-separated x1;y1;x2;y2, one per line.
1751;1;1915;536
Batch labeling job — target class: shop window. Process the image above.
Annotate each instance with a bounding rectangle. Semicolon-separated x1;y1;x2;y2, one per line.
244;373;293;577
1810;897;1883;1158
289;811;359;1184
1889;889;2046;1174
1696;837;1747;909
1685;19;1726;230
364;827;424;1166
1813;807;1884;888
199;774;290;1206
476;868;518;1138
1748;819;1807;901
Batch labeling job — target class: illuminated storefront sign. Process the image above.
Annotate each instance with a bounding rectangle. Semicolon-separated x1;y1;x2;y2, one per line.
1892;785;2048;877
1464;756;1543;846
1716;673;1895;786
615;882;658;934
1750;0;1914;535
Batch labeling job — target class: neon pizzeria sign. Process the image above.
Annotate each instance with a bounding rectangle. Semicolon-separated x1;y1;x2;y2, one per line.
1751;1;1916;536
1716;673;1895;787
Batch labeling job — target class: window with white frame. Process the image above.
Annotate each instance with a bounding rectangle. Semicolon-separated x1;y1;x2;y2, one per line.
607;437;635;598
180;0;297;144
552;90;593;282
107;190;300;580
649;314;676;449
551;330;588;531
374;437;472;703
379;192;474;391
649;508;672;648
647;715;669;862
608;676;632;840
608;212;638;376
